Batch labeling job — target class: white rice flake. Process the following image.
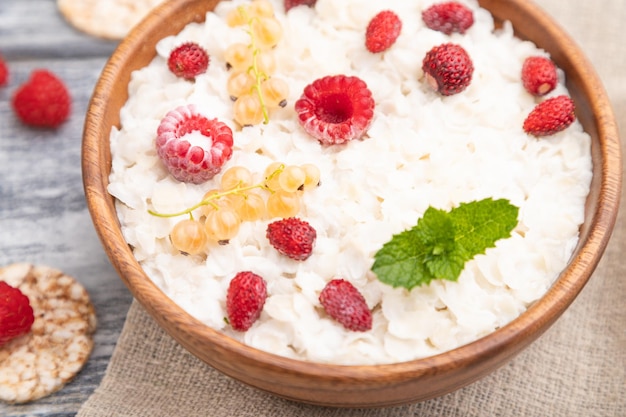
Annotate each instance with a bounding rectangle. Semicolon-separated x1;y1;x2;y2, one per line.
108;0;593;364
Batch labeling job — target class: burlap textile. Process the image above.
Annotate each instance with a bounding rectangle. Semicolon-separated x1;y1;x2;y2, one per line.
77;1;626;416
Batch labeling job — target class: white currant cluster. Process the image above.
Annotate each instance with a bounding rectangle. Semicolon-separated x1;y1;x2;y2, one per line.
224;0;289;126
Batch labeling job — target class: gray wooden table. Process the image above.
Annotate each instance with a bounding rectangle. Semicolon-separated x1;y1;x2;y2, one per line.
1;1;134;416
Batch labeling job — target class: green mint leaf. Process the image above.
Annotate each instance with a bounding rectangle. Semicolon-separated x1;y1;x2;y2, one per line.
449;198;520;256
369;227;432;290
371;207;455;289
372;198;519;290
425;244;468;282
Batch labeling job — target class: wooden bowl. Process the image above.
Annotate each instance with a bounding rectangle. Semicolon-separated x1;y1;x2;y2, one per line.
82;0;621;407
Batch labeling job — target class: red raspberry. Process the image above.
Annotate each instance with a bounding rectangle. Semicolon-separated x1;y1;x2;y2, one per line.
319;279;372;332
156;105;234;184
226;271;267;331
284;0;317;12
365;10;402;53
422;43;474;96
521;56;558;96
295;75;375;146
0;55;8;86
11;69;71;128
0;281;35;346
266;217;316;261
167;42;210;81
523;95;576;137
422;1;474;35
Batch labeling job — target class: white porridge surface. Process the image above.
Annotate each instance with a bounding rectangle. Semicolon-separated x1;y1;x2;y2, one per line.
108;0;593;364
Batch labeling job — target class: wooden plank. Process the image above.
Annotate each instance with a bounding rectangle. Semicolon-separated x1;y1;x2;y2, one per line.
1;2;133;416
0;0;118;59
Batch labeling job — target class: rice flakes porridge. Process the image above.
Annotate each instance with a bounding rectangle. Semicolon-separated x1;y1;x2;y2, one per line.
108;0;592;365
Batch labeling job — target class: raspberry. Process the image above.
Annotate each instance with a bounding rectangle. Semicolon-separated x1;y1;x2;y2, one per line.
523;95;576;137
167;42;210;81
521;56;558;96
422;1;474;35
156;104;234;184
11;69;71;128
365;10;402;53
226;271;267;331
266;217;316;261
0;281;35;346
284;0;316;12
422;43;474;96
319;279;372;332
294;75;375;146
0;55;8;87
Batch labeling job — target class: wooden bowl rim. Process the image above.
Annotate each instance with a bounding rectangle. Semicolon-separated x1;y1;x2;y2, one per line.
82;0;621;385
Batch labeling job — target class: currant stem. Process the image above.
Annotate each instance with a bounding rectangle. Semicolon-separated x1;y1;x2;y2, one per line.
149;184;258;218
265;163;284;191
251;50;270;124
148;166;283;218
241;7;270;124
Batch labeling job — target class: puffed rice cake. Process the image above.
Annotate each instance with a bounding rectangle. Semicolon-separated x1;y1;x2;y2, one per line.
0;263;97;404
57;0;166;40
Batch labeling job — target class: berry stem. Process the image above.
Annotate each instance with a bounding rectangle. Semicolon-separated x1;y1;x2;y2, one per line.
149;184;259;218
148;166;283;218
240;6;270;124
264;163;285;192
250;49;270;124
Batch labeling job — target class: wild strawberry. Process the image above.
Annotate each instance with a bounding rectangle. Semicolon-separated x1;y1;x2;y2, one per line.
156;104;234;184
266;217;316;261
422;43;473;96
365;10;402;53
521;56;557;96
284;0;316;12
167;42;210;81
294;74;375;145
0;281;35;346
0;55;8;87
11;69;71;128
523;95;576;137
319;279;372;332
422;1;474;35
226;271;267;331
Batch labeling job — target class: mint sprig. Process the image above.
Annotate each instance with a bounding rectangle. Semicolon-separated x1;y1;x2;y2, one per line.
371;198;519;289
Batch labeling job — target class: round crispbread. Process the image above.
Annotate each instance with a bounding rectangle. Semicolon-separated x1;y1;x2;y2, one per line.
0;263;97;404
57;0;166;40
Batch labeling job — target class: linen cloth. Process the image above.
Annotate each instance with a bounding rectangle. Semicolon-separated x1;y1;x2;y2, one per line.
77;1;626;416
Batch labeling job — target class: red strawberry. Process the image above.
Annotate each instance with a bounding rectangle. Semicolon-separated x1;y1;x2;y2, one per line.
284;0;316;12
0;281;35;346
266;217;316;261
156;104;234;184
365;10;402;53
422;43;473;96
226;271;267;331
294;74;375;145
521;56;557;96
422;1;474;35
319;279;372;332
0;55;8;86
523;95;576;137
12;69;71;128
167;42;210;81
